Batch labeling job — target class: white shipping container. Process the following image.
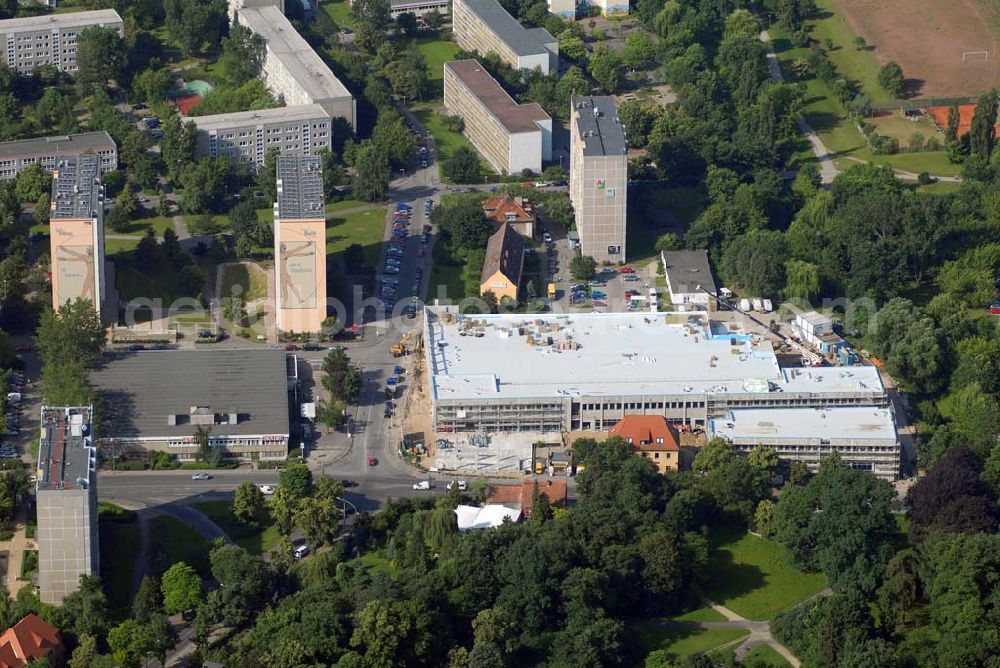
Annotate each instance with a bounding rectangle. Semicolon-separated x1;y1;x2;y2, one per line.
739;298;751;311
762;299;773;312
752;298;763;311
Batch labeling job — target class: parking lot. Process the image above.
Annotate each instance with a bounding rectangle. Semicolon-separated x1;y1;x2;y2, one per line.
2;369;28;461
374;196;437;322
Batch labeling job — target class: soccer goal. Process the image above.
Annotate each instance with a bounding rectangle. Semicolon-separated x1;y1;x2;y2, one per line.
962;50;989;61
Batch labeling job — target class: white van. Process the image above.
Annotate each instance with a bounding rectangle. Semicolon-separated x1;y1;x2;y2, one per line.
294;544;310;558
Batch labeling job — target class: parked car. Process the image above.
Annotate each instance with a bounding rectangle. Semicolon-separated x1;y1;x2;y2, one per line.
367;456;378;466
259;484;275;495
294;544;310;558
191;473;211;480
619;266;635;274
623;274;640;282
448;480;467;491
412;480;432;490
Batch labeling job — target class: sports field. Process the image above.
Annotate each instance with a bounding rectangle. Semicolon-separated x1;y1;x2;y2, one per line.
830;0;1000;96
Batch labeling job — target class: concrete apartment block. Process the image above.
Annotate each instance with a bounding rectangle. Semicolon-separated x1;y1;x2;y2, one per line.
187;104;333;166
546;0;576;18
36;406;98;605
452;0;557;74
229;0;285;20
0;10;123;75
274;155;327;334
49;156;106;320
388;0;450;17
569;95;627;263
444;60;551;175
237;6;356;128
0;131;116;181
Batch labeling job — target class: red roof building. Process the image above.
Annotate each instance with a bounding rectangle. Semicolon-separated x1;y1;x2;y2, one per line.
0;615;64;668
482;193;536;239
489;478;567;517
609;415;681;473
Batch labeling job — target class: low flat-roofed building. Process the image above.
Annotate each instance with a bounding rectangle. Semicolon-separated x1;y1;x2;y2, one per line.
274;155;327;334
662;250;717;311
569;95;627;262
0;131;117;181
709;406;900;480
793;311;847;354
424;309;889;433
36;406;98;604
90;350;291;462
49;156;106;320
389;0;449;17
546;0;575;18
479;223;524;302
0;10;123;75
237;6;356;128
609;414;680;473
482;193;535;238
444;59;552;175
452;0;557;74
187;104;333;166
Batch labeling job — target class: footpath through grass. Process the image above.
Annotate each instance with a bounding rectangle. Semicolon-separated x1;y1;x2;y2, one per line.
192;500;280;555
703;528;827;621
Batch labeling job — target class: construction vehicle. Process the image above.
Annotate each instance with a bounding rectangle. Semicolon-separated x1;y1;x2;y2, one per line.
390;332;415;357
547;283;556;299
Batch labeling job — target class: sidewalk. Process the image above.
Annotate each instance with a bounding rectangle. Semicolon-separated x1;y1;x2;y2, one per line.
0;506;35;595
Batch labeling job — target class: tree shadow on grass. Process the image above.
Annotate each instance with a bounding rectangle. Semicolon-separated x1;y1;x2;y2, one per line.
705;549;767;604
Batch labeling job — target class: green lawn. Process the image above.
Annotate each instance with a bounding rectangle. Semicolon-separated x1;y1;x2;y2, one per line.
105;237;141;255
115;255;200;303
170;309;212;323
359;551;398;577
769;23;961;178
669;606;728;623
183;213;231;232
415;37;461;84
320;0;354;30
105;216;176;238
428;262;466;301
635;626;749;661
20;550;37;580
804;0;890;103
627;185;707;261
742;643;792;667
412;103;494;179
221;263;268;301
149;515;210;575
191;500;281;556
703;528;827;621
325;199;369;214
98;503;142;618
326;206;387;267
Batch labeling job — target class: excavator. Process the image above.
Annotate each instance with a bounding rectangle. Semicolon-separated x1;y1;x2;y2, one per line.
390;332;415;357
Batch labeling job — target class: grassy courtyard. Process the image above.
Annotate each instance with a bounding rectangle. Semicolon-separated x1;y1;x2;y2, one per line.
326;206;387;267
320;0;354;30
104;216;176;238
149;515;210;574
635;626;750;661
98;503;142;619
412;103;494;179
221;263;268;301
742;643;793;667
703;528;827;621
192;500;281;556
416;37;461;91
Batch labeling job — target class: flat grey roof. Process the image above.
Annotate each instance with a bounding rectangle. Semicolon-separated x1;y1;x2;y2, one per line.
37;406;94;492
461;0;554;56
90;350;291;439
184;103;330;131
0;9;122;33
710;406;897;442
51;155;103;221
239;6;352;101
0;131;116;162
276;155;325;220
425;310;885;401
446;60;550;133
662;250;717;295
572;96;626;157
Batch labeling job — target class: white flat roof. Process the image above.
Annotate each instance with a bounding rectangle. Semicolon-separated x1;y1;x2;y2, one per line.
184;103;330;130
239;6;352;101
0;9;122;32
425;310;884;401
710;406;897;442
455;504;520;530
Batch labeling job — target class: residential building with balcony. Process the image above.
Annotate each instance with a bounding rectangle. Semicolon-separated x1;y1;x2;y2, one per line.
0;10;123;75
444;59;551;175
187;104;333;166
0;131;117;181
452;0;557;74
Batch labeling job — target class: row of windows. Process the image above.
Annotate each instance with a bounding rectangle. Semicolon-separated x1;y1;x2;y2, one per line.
579;400;707;411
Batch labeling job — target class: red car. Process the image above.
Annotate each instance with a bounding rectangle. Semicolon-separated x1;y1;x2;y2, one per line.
619;266;635;274
367;456;378;466
625;290;639;297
